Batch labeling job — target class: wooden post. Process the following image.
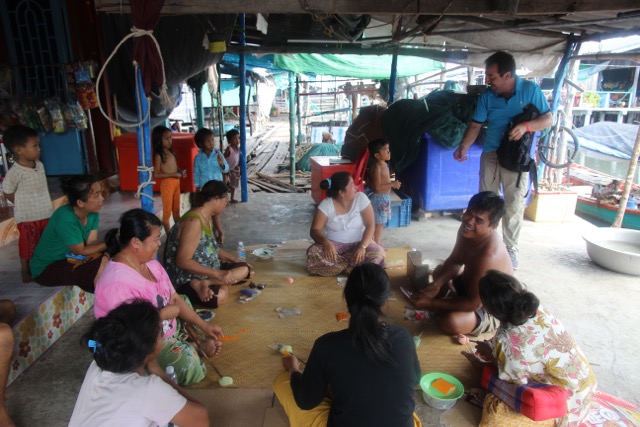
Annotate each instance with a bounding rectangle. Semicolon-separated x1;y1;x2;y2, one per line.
296;75;302;145
352;93;360;121
289;71;296;185
629;66;639;109
194;83;205;130
239;14;248;202
612;125;640;227
246;84;253;135
305;81;311;139
216;64;225;150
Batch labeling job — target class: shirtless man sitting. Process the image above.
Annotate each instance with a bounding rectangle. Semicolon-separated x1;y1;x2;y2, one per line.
412;191;513;336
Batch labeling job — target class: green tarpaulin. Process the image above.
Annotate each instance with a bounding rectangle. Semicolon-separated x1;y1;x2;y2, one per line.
273;54;443;79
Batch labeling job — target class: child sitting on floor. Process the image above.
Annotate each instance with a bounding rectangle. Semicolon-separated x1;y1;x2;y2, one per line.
367;139;401;245
153;126;186;236
2;125;53;282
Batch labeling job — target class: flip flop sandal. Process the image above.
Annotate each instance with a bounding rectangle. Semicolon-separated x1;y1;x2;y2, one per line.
464;388;487;408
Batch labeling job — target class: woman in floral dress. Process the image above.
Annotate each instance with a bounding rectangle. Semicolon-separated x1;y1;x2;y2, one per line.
473;270;597;427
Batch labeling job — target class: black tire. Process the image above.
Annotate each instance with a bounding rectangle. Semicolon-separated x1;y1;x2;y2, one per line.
537;125;580;169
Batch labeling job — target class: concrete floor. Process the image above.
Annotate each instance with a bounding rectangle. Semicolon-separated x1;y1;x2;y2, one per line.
6;192;640;426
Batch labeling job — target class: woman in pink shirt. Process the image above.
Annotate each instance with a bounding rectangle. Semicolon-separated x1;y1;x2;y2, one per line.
94;208;223;386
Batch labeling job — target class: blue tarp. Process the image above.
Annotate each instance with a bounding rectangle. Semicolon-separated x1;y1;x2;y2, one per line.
573;121;639;160
220;53;283;73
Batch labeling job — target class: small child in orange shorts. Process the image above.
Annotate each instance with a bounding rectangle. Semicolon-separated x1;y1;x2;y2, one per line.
153;126;186;235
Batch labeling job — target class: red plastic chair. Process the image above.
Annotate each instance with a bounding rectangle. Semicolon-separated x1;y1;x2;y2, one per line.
352;149;370;192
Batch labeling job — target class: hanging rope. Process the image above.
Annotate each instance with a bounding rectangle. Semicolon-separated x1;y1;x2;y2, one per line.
132;63;155;203
95;26;174;128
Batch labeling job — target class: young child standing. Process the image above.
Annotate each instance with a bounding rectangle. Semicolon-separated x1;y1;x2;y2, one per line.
153;126;185;236
194;128;229;190
2;125;53;282
367;139;401;245
223;129;240;203
194;128;229;244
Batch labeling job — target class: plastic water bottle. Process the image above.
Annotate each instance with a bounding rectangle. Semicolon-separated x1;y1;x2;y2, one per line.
166;365;178;384
237;241;246;261
166;365;179;426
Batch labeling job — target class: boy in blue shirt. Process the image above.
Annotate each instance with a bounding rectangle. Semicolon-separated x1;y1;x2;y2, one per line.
193;128;229;191
193;128;229;243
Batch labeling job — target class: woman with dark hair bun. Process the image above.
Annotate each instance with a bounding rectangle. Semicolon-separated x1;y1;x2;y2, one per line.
69;299;209;427
307;171;385;276
95;208;224;386
30;174;107;292
164;180;254;307
466;270;597;427
273;263;422;427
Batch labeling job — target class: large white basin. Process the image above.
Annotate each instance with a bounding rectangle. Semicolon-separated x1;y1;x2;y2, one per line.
583;228;640;276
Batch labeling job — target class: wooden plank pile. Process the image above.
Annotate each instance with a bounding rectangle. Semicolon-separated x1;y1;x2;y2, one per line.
248;171;311;194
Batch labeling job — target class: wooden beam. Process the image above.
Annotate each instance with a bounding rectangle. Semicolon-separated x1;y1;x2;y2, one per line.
227;44;467;62
247;177;296;193
94;0;640;15
247;177;276;192
451;15;565;39
256;172;305;193
411;65;466;87
429;12;640;36
571;53;640;61
582;27;640;42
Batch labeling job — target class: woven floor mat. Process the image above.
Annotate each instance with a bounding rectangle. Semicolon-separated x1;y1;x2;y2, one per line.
244;239;311;277
188;242;476;390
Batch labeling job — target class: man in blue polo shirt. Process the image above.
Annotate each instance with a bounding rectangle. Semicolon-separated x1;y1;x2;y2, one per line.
454;51;553;269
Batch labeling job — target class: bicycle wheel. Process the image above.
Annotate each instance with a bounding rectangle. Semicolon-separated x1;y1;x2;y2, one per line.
537;125;580;169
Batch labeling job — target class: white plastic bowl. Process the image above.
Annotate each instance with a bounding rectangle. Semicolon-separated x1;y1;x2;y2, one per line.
583;228;640;276
419;373;464;410
422;391;460;410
